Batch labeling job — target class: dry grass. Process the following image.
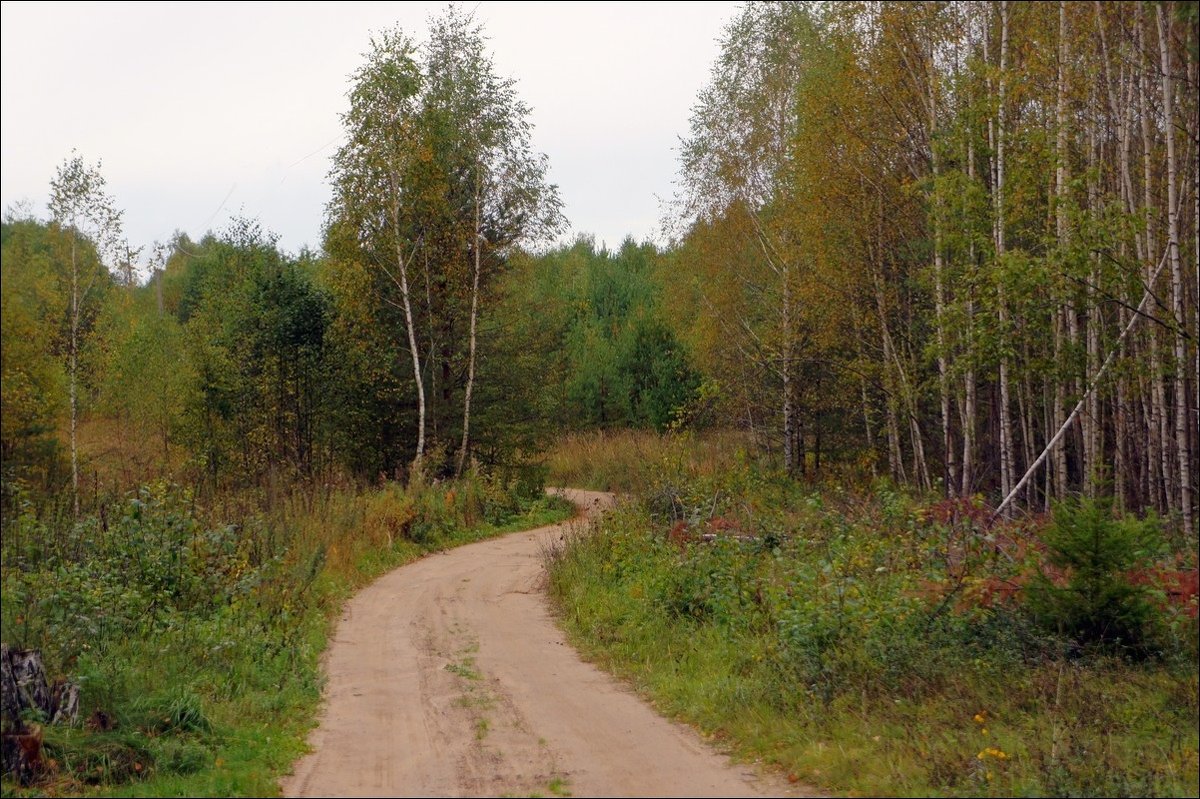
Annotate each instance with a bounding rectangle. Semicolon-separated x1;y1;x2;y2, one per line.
544;429;763;493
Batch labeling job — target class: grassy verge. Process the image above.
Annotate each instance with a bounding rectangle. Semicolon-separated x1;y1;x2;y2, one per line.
544;442;1199;797
1;475;574;797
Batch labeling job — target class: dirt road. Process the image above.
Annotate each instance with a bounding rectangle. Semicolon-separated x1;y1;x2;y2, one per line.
282;489;805;798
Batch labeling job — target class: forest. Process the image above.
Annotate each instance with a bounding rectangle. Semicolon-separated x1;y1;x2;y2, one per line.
1;2;1197;797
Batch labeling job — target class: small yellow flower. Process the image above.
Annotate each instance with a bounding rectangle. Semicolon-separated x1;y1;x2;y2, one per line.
981;727;989;735
973;712;986;724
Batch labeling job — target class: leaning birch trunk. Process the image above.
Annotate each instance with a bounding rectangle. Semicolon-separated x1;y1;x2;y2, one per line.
995;250;1171;519
458;171;482;478
1157;2;1194;533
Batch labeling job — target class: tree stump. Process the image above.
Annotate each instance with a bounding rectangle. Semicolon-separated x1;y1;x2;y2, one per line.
0;644;79;785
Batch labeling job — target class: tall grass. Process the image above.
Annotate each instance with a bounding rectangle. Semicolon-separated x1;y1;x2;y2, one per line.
1;470;573;796
545;454;1199;797
544;428;763;493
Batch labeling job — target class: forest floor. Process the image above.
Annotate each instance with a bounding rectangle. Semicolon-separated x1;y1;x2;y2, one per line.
280;488;808;798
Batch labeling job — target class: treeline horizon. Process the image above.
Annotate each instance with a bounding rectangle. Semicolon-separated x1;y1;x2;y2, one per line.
3;1;1198;529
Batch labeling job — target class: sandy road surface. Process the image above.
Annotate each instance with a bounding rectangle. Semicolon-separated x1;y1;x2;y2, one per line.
282;489;807;798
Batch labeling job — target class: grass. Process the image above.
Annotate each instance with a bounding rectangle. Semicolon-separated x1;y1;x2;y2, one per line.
546;776;571;796
544;448;1199;797
543;428;761;494
447;656;483;682
2;474;574;797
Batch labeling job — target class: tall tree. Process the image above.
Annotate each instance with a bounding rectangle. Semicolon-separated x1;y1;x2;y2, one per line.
328;29;430;473
419;8;563;476
674;2;815;474
47;154;124;516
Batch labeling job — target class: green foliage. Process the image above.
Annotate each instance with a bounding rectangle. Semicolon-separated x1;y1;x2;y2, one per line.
493;237;701;434
101;310;194;459
1;219;69;497
1026;500;1167;656
547;457;1198;797
165;220;336;484
1;474;571;794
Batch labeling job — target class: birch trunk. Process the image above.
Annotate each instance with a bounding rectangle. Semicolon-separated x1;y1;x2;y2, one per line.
1095;3;1135;508
1052;1;1070;500
392;200;426;472
782;271;796;475
961;133;977;495
69;234;80;518
458;172;483;478
930;42;955;496
1139;3;1172;513
995;2;1017;509
1157;2;1194;532
1085;84;1102;497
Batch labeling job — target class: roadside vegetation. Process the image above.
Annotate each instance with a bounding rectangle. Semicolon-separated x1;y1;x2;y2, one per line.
2;474;570;797
547;431;1199;797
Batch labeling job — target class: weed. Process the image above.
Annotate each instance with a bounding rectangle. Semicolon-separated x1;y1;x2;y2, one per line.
446;657;482;682
546;460;1199;797
1;475;573;795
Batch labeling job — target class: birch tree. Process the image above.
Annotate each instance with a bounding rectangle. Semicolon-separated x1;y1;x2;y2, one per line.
48;153;124;516
420;8;562;477
674;1;813;475
328;29;430;473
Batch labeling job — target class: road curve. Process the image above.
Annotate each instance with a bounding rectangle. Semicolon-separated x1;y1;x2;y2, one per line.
281;488;807;798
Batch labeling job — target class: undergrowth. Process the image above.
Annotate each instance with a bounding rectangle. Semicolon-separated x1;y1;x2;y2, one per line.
545;435;1199;797
543;428;764;494
0;470;573;796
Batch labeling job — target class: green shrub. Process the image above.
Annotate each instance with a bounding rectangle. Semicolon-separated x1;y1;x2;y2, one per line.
2;472;570;793
547;466;1198;798
1024;499;1165;656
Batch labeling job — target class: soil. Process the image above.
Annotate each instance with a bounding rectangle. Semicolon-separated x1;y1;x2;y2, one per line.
281;488;813;798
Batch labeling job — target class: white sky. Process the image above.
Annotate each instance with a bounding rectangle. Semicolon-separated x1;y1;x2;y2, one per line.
1;1;739;261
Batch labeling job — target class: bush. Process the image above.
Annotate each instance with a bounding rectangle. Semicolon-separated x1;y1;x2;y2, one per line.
1025;500;1166;657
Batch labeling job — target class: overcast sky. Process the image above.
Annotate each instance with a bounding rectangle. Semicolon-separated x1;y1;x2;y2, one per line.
1;1;739;261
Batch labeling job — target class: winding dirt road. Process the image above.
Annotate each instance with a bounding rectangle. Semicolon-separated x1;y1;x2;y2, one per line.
282;489;806;798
